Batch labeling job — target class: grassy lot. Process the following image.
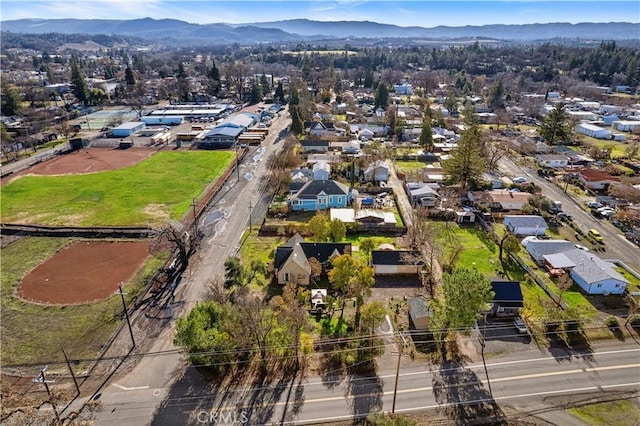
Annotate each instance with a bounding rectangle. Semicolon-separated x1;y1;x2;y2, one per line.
579;136;628;158
1;237;163;366
1;151;235;226
395;161;427;173
569;399;640;426
450;225;500;276
238;232;287;268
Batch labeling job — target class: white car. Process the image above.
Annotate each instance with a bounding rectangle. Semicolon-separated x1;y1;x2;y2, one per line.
514;318;528;334
513;176;528;184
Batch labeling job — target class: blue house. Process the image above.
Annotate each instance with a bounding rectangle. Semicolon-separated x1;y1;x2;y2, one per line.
289;180;354;211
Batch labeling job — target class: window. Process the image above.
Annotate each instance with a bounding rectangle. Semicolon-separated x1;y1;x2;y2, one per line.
597;283;602;288
284;272;290;282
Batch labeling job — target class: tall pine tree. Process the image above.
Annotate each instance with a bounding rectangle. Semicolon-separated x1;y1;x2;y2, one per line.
442;123;487;189
70;56;89;105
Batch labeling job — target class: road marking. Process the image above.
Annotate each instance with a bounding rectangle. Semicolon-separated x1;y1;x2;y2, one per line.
213;363;640;410
112;383;150;391
274;382;640;425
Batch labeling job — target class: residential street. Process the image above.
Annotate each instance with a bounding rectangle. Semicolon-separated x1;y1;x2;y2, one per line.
498;155;640;271
97;340;639;425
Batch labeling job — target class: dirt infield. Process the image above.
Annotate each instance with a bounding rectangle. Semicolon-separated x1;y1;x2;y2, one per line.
19;240;150;305
3;147;158;183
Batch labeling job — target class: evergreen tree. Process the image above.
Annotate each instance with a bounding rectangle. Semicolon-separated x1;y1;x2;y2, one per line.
289;85;300;107
70;56;89;105
176;62;190;102
539;103;571;145
487;79;505;109
274;81;285;104
374;81;389;109
208;60;221;96
125;65;135;86
249;81;262;104
290;105;304;136
442;123;487;189
1;81;22;116
432;267;494;338
419;117;434;152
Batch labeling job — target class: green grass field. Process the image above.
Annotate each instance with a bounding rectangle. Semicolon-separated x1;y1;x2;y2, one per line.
1;151;235;226
1;237;164;365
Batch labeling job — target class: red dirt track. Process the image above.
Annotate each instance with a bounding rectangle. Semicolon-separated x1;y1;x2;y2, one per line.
19;241;150;305
3;148;158;184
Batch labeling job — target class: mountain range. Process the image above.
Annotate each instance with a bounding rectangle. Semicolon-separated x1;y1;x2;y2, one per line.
1;18;638;45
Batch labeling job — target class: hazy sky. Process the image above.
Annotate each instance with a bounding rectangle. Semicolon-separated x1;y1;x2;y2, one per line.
1;1;639;27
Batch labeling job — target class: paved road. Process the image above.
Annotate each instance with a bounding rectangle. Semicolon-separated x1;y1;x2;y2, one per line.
499;156;640;271
98;341;639;425
91;108;290;425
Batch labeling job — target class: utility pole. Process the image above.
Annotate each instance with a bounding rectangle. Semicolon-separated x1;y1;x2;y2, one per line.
191;197;199;236
236;144;241;181
480;313;493;397
116;285;136;349
33;366;61;424
61;347;80;395
391;333;405;416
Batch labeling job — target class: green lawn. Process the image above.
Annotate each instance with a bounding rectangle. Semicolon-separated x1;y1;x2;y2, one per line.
569;399;639;426
1;151;235;226
1;237;164;365
448;225;500;276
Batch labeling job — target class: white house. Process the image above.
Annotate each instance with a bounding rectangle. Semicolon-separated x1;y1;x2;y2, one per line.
504;215;548;236
536;154;569;168
543;249;628;295
575;123;612;140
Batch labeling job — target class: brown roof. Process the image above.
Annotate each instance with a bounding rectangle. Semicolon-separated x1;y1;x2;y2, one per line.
579;169;621;183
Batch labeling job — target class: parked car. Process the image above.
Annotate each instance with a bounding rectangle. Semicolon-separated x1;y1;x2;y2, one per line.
574;244;589;252
557;212;573;221
514;318;528;334
512;176;528;184
588;229;604;243
587;201;603;209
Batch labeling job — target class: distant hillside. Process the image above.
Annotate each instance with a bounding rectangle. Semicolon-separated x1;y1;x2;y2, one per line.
247;19;640;41
1;18;638;44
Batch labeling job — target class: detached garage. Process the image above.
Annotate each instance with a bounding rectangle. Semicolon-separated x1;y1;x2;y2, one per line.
371;250;423;275
504;215;548;236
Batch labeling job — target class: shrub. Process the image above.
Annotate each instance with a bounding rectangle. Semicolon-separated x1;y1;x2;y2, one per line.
628;314;640;326
604;315;619;328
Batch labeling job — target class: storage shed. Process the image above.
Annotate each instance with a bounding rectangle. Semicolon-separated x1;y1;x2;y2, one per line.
408;297;432;331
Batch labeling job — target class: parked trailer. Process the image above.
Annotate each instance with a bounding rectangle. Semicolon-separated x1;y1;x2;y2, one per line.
176;131;205;141
247;127;269;135
238;134;264;145
141;116;184;126
151;132;172;144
